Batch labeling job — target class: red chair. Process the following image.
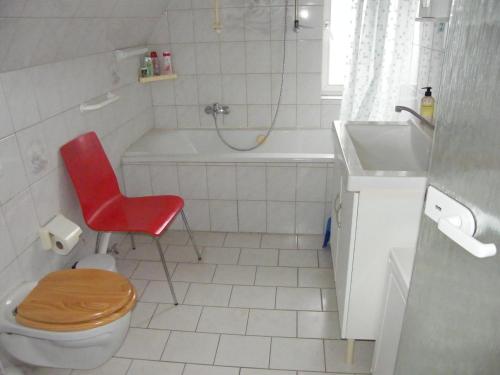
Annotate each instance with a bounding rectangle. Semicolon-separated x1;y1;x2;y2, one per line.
60;132;201;305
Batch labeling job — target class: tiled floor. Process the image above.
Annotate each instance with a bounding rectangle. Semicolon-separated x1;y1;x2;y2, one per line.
32;231;374;375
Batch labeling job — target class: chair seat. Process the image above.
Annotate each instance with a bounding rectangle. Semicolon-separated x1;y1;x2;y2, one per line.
87;195;184;237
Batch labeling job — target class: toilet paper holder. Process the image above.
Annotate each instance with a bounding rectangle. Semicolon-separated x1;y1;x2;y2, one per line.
39;214;82;255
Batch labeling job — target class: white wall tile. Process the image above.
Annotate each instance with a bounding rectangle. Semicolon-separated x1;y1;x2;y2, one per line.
174;76;199;105
246;41;271;73
123;164;152;197
237;165;266;200
171;43;197;75
177;106;201;128
168;10;195;43
266;166;296;201
222;75;247;105
267;201;295;234
0;80;14;139
155;106;178;129
247;74;272;105
0;208;17;272
221;42;246;74
296;202;325;234
184;199;211;231
2;189;39;255
238;200;266;232
209;200;238;232
198;75;222;104
196;43;221;74
178;165;208;199
0;135;29;204
297;167;327;202
152;81;176;106
150;164;180;195
207;165;237;200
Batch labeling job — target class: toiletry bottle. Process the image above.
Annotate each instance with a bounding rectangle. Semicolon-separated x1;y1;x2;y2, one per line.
150;51;160;75
144;57;154;77
162;51;173;75
420;86;435;123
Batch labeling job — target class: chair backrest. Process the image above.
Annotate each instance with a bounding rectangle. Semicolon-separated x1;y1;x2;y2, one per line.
60;132;122;224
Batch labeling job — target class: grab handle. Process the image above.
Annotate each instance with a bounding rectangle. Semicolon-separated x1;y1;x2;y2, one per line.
438;217;496;258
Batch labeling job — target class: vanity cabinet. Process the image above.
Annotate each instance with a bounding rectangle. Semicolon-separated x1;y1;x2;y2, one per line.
330;148;424;341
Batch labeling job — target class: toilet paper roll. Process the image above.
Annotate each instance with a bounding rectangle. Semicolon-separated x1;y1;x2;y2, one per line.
51;233;80;255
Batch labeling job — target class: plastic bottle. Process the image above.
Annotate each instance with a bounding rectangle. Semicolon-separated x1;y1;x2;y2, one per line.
150;51;161;75
420;86;435;123
144;57;153;77
162;51;173;75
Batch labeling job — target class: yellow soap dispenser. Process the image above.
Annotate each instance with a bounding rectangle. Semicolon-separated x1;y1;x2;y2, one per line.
420;87;435;123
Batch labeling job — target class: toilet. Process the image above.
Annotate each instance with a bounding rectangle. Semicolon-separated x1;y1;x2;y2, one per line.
0;269;136;370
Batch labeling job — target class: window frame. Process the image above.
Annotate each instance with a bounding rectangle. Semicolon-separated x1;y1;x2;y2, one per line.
322;0;346;97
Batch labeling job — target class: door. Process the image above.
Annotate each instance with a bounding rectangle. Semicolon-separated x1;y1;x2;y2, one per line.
395;1;500;373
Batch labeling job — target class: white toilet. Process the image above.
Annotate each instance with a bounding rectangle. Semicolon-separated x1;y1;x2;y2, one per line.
0;267;136;370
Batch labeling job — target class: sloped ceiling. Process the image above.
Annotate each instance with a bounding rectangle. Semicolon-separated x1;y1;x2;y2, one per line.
0;0;170;72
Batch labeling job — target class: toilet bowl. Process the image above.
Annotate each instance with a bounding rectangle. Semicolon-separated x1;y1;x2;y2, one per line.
0;269;136;370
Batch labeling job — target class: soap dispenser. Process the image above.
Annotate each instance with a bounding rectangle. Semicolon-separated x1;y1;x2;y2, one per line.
420;87;435;123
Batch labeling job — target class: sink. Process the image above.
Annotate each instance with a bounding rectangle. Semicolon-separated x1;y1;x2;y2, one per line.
334;120;433;190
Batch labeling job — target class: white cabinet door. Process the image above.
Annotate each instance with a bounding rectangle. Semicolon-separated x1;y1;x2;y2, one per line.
335;170;359;338
330;162;342;270
372;270;407;375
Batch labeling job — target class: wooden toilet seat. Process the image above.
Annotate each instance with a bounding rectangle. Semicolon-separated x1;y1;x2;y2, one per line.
16;269;136;332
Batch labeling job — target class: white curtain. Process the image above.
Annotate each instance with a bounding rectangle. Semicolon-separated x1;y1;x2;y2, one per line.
340;0;419;121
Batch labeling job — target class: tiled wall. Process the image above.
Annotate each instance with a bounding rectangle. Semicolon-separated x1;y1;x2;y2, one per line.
123;162;334;235
409;21;447;108
148;0;341;130
0;0;169;299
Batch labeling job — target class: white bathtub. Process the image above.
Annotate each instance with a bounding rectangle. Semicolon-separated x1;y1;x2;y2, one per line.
122;129;336;234
123;129;335;164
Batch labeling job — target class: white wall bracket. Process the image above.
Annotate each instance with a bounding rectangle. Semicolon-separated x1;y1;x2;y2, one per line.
424;186;496;258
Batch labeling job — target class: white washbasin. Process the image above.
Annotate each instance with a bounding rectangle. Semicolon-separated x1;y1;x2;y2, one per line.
334;120;433;190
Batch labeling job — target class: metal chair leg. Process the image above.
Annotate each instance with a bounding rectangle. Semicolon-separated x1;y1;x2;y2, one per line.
95;232;102;254
155;239;178;305
181;210;202;261
130;233;136;250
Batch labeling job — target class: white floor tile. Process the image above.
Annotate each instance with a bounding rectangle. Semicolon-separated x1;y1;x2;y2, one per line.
193;231;226;246
197;307;249;334
165;245;199;263
140;281;189;304
261;234;297;249
270;337;325;371
321;289;338;312
298;268;335;288
131;302;157;328
125;244;161;261
215;334;271;368
279;250;318;267
202;247;240;265
276;287;322;311
298;311;340;339
230;286;276;309
183;364;239;375
213;265;256;285
149;304;202;331
246;309;296;337
132;261;176;280
130;279;148;299
127;360;184;375
239;248;279;266
255;266;297;287
297;235;324;249
241;370;295;375
173;263;216;283
116;259;139;278
298;372;338;375
116;328;170;360
224;232;261;248
161;230;189;246
70;358;131;375
184;283;232;306
324;340;374;373
31;368;71;375
162;331;219;364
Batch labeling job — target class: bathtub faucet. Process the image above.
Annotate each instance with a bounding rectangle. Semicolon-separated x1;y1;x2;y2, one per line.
395;105;434;128
205;103;230;115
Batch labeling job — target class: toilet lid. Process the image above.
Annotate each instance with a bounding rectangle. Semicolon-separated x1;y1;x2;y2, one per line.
16;269;136;331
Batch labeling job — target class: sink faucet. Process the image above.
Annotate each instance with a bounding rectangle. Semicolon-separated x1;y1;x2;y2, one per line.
395;106;435;128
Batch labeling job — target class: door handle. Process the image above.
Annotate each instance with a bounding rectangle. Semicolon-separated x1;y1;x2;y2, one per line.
438;216;497;259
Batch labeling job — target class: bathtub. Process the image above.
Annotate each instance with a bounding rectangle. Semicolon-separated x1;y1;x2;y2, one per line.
122;129;335;164
122;129;336;235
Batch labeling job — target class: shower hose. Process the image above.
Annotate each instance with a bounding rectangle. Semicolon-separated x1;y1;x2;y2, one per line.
211;1;289;151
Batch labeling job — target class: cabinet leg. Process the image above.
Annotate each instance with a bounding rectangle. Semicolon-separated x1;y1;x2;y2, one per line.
346;339;355;364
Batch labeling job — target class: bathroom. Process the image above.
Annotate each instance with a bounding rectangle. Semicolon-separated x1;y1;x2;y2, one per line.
0;0;499;374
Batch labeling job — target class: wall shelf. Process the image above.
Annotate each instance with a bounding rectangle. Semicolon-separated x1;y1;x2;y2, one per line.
139;74;177;84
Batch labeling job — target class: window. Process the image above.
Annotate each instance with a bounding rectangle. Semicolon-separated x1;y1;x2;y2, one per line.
322;0;352;96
